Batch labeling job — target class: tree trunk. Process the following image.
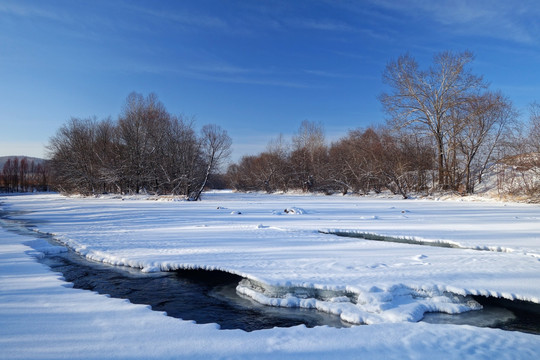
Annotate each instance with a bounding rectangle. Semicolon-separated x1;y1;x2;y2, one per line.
437;136;446;189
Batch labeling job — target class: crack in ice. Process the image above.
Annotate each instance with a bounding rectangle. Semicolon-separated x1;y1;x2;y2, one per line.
319;229;536;256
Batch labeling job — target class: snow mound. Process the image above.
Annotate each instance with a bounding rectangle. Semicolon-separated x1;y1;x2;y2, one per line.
360;215;379;220
236;279;482;325
282;207;306;215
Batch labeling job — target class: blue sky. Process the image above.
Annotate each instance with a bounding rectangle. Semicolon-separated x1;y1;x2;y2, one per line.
1;0;539;161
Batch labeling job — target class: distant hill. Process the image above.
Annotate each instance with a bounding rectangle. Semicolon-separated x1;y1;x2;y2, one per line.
0;156;47;170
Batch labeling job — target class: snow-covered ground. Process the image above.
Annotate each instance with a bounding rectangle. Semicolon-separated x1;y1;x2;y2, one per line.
1;191;539;359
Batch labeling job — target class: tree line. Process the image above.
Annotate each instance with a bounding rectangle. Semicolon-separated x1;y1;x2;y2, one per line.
45;51;539;199
227;51;539;198
0;157;50;192
47;92;231;200
226;121;432;198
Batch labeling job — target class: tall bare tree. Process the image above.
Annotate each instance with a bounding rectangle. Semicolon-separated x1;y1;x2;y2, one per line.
191;124;232;200
528;102;540;153
117;92;170;193
264;134;292;192
290;120;328;191
380;51;486;190
2;158;19;191
160;115;201;195
48;117;101;194
521;102;540;187
456;92;516;193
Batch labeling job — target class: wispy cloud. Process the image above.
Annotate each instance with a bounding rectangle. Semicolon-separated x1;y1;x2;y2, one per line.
369;0;540;45
124;4;228;31
292;18;356;32
0;1;63;22
289;17;390;41
303;69;370;80
304;69;346;78
124;61;313;89
179;70;314;89
187;64;264;75
0;1;141;44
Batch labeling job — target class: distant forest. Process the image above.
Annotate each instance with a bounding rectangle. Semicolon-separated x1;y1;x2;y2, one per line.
8;51;540;199
0;156;50;192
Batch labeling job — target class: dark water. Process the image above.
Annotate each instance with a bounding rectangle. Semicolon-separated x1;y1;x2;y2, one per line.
423;295;540;335
38;250;349;331
0;209;348;331
475;296;540;334
321;230;468;249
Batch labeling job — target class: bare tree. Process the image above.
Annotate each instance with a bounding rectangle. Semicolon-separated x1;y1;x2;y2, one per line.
456;92;516;193
380;51;486;190
226;135;292;193
528;102;540;153
290;120;328;191
48;117;102;194
190;124;232;200
93;118;122;193
2;158;19;192
328;128;383;194
117;92;171;193
377;130;433;198
18;157;29;192
517;101;540;194
160;115;201;195
264;134;293;192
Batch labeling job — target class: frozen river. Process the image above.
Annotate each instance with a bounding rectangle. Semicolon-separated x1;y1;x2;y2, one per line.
1;191;540;359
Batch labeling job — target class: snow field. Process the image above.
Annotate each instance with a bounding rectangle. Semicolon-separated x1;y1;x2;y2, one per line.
1;229;540;359
1;191;540;358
